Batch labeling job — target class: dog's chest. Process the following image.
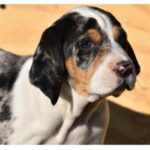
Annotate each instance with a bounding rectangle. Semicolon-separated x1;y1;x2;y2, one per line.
9;97;108;144
45;103;108;144
63;118;103;144
7;59;109;144
64;123;90;144
9;89;108;144
63;101;109;144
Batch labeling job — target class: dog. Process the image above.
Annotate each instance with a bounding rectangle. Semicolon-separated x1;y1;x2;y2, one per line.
0;6;140;144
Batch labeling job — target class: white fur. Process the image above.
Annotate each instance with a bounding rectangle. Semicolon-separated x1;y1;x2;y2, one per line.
9;58;109;144
10;58;67;144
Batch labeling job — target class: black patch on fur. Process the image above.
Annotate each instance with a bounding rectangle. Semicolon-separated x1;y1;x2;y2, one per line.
0;102;11;121
0;48;30;121
75;17;102;69
117;28;127;47
0;49;30;91
83;18;98;31
76;38;99;69
29;12;80;105
125;42;140;75
90;6;121;26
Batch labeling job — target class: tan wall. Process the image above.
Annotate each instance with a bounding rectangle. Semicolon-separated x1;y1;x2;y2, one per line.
0;5;150;144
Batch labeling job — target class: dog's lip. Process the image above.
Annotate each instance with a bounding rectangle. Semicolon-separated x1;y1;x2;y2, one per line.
125;78;136;91
112;77;136;97
112;80;132;97
126;82;135;91
115;81;126;91
112;82;126;97
90;76;136;98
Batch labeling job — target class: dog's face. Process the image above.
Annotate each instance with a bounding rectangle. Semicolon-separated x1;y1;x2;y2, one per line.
29;6;140;105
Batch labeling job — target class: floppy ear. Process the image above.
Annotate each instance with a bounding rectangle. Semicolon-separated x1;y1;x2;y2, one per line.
29;26;67;105
126;41;140;75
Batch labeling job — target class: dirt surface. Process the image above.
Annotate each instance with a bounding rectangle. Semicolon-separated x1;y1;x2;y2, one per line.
0;5;150;144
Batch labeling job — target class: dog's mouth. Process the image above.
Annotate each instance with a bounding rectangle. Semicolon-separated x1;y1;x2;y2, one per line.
112;75;136;97
112;82;127;97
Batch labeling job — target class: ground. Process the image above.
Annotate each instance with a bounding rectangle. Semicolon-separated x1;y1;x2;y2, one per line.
0;4;150;144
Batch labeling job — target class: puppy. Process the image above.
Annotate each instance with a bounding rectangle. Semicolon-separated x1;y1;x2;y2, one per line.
0;6;140;144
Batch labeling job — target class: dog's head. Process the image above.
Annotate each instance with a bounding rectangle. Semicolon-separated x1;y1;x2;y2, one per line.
29;6;140;105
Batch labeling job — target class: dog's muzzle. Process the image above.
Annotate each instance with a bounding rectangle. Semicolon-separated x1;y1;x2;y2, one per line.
113;60;136;96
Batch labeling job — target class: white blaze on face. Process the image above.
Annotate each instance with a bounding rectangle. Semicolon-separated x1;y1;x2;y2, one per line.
72;6;134;96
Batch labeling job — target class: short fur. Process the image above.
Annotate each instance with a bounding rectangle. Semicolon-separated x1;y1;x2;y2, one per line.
0;6;140;144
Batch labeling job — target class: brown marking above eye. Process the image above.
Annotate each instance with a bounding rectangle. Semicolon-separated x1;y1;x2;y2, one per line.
112;26;122;41
86;29;102;44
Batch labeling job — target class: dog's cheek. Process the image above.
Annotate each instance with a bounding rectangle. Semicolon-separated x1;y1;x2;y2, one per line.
87;54;121;95
65;50;111;96
65;56;88;96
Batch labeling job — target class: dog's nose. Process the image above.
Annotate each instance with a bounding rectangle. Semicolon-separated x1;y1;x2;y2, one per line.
114;61;133;77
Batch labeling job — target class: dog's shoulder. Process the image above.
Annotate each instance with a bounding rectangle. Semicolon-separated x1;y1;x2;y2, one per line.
0;48;30;92
0;49;30;144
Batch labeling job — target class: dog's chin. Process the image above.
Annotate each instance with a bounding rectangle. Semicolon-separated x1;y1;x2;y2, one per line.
89;75;136;99
112;76;136;97
112;82;126;97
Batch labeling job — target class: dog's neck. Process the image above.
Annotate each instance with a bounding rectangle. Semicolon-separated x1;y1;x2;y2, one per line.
60;81;102;118
50;81;103;144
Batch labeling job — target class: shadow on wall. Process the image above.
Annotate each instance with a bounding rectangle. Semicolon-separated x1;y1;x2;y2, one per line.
105;101;150;144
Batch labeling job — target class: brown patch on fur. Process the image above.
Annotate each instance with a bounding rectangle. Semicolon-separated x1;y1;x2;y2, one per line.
65;50;109;96
82;99;103;122
112;26;121;41
87;29;102;44
65;56;87;96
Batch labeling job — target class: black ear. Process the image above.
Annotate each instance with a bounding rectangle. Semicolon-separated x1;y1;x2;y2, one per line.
29;26;67;105
126;41;140;75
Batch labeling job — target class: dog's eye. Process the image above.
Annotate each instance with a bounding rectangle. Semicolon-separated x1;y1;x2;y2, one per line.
118;30;127;45
119;37;127;45
80;39;94;49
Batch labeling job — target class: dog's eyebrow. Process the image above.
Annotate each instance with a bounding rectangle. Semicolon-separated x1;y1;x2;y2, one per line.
112;26;127;41
87;29;102;44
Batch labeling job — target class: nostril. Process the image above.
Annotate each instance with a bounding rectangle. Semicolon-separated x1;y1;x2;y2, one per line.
114;61;133;77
